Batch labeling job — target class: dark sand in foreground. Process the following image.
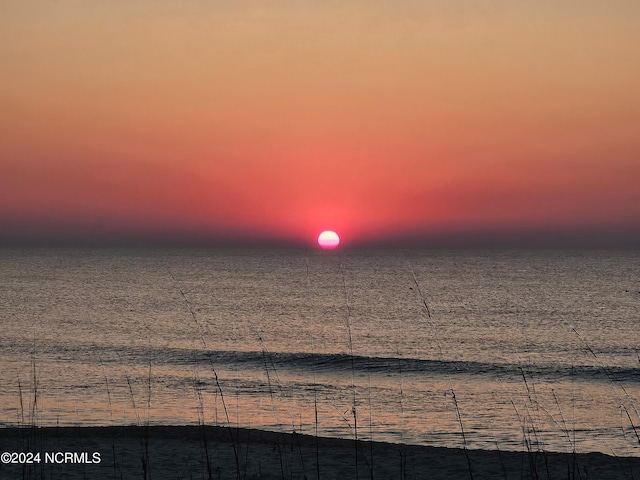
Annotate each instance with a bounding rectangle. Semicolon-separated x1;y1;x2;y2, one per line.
1;425;638;479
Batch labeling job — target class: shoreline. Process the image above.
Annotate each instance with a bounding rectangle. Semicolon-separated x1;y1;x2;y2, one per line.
1;425;638;479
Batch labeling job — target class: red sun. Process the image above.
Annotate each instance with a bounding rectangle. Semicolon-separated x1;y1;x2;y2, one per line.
317;230;340;249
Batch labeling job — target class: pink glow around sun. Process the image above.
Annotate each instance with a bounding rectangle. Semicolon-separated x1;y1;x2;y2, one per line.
317;230;340;249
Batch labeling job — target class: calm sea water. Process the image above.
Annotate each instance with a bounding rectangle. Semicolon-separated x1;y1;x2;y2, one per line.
1;248;638;456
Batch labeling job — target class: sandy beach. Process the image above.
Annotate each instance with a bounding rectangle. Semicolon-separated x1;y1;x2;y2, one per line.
1;425;638;479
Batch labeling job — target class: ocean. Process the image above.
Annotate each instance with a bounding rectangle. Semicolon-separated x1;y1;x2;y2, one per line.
1;248;638;456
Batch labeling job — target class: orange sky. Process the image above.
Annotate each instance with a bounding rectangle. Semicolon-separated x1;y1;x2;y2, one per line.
1;1;639;246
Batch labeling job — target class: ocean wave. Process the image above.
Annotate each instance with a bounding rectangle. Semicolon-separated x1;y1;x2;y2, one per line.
4;341;637;383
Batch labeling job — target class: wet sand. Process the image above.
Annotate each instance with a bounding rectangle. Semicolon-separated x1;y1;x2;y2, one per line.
1;425;638;479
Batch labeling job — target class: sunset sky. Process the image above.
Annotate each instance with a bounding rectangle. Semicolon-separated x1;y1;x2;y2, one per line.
1;1;639;247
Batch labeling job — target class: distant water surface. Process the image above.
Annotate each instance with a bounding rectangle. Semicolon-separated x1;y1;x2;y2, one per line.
0;248;638;456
